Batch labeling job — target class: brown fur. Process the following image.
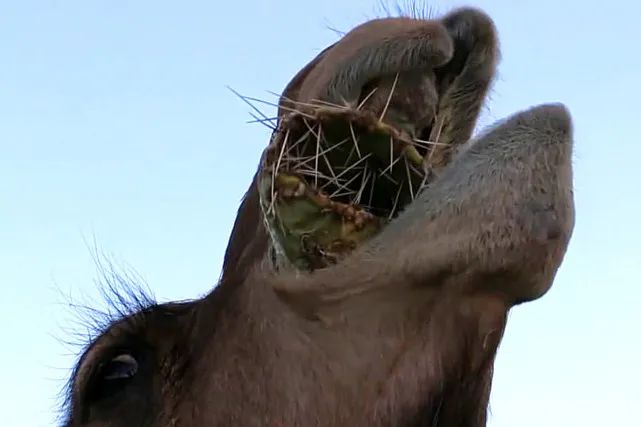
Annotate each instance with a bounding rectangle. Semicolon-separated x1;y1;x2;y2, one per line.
63;7;575;427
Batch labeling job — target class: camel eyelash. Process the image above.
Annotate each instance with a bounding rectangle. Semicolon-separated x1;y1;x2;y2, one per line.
58;260;157;425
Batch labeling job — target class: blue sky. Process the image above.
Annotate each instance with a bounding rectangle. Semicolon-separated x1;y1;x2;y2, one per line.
1;0;639;425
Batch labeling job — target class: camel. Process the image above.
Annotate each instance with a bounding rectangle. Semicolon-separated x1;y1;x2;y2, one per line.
62;7;575;426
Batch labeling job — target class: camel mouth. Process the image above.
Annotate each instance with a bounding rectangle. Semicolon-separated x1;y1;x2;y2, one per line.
250;10;499;272
258;100;449;271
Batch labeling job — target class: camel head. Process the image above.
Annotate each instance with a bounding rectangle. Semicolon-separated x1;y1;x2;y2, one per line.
63;7;574;427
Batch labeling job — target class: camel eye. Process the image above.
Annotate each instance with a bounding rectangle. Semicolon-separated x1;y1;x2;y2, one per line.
84;352;140;404
101;353;138;380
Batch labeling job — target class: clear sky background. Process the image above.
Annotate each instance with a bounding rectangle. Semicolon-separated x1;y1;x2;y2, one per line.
1;0;639;425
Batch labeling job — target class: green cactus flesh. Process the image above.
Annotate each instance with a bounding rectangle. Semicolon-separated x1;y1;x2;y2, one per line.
258;106;434;271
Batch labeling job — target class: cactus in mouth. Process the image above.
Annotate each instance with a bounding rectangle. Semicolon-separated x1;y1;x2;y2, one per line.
258;101;448;271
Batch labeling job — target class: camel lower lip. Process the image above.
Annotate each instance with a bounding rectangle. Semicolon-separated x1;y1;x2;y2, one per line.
258;105;443;270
